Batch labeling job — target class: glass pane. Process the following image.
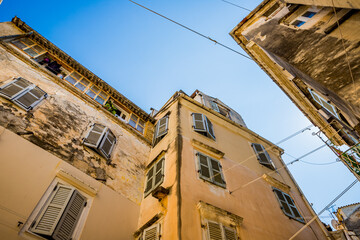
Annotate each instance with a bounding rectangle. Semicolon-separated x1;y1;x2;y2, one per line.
65;75;77;85
80;78;90;86
131;114;138;122
95;96;105;105
98;91;108;99
75;82;87;92
281;202;292;216
292;20;305;27
138;119;145;127
32;45;45;54
71;72;82;80
86;89;96;99
284;195;294;205
21;38;35;46
136;125;144;133
12;40;27;49
90;85;100;93
291;207;302;218
274;190;286;201
24;48;38;57
302;11;316;18
128;119;137;128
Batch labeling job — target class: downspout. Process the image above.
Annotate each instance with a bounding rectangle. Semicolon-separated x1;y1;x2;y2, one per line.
175;95;183;240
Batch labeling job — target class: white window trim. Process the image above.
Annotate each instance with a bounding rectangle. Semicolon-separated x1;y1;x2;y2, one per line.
20;177;93;240
309;88;339;119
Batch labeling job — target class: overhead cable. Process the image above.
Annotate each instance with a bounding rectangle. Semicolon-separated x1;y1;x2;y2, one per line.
276;125;313;145
289;179;358;240
128;0;253;60
220;0;252;12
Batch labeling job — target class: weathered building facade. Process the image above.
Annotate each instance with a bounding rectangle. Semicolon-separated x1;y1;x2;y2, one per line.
230;0;360;180
0;17;330;239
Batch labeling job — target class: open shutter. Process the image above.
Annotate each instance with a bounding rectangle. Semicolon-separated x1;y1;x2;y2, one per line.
207;221;223;240
153;122;159;144
157;117;168;138
32;185;75;236
0;78;32;99
83;124;107;148
193;113;206;132
153;158;164;188
143;223;160;240
284;193;304;222
205;116;216;140
144;166;154;195
52;190;86;240
252;143;274;169
210;101;220;112
14;86;46;110
198;153;211;181
223;226;236;240
273;189;293;217
210;159;225;187
99;129;116;158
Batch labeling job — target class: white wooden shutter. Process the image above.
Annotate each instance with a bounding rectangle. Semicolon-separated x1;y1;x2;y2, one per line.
99;129;116;158
198;153;211;181
14;86;46;110
52;190;86;240
0;78;32;99
83;124;107;148
205;116;216;140
193;113;206;132
223;226;236;240
207;221;223;240
143;223;160;240
32;185;75;236
210;159;225;187
157;117;168;138
144;166;155;195
153;158;164;188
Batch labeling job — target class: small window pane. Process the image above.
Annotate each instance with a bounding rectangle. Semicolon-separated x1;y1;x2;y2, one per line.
302;11;316;18
292;20;305;27
98;91;108;99
90;85;100;93
86;89;96;98
274;190;286;201
24;48;39;57
131;114;138;122
71;72;82;80
22;38;35;46
75;82;87;92
95;96;105;105
12;40;27;49
281;202;292;216
32;45;45;54
136;125;144;133
139;119;145;127
65;75;77;85
285;195;294;205
129;119;137;128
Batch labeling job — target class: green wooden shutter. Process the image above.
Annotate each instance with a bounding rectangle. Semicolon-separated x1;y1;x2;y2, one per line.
144;166;155;195
198;153;211;181
193;113;206;132
153;158;164;188
207;221;223;240
273;189;293;217
157;117;168;138
99;129;116;159
251;143;274;169
223;226;236;240
14;86;46;110
284;192;304;222
52;190;86;240
83;124;107;148
210;159;225;187
205;116;216;140
0;78;32;99
143;223;160;240
32;185;75;236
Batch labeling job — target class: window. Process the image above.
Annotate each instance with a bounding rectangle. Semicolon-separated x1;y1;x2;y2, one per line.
273;188;304;222
85;85;108;105
309;89;339;118
141;223;161;240
197;152;226;188
83;124;116;159
30;184;87;240
12;38;46;58
206;220;237;240
144;158;165;197
0;78;47;110
153;116;169;146
129;114;145;134
290;7;320;28
251;143;275;170
192;113;215;140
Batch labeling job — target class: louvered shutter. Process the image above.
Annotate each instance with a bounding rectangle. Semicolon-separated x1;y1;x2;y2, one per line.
144;166;154;195
152;121;159;145
52;190;86;240
273;189;293;217
14;86;46;110
207;221;223;240
157;117;168;138
284;193;304;222
83;124;107;148
251;143;274;169
0;78;31;99
193;113;206;132
32;185;75;236
205;116;216;139
210;159;225;187
198;153;211;181
143;223;160;240
223;226;236;240
153;158;164;188
99;129;116;158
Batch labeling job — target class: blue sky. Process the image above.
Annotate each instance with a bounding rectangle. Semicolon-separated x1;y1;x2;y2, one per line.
1;0;358;226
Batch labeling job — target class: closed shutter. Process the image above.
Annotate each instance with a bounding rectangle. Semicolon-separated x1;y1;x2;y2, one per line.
274;189;294;218
52;190;86;240
210;159;225;187
205;116;216;139
99;129;116;158
284;192;304;222
193;113;206;132
251;143;274;169
143;223;160;240
83;124;107;148
144;166;154;195
153;158;164;188
198;153;211;181
0;78;31;99
207;221;223;240
14;86;46;110
32;185;75;236
223;226;236;240
157;117;168;138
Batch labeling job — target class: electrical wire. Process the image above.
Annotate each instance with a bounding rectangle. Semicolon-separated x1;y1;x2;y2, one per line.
128;0;253;60
284;152;339;165
276;125;313;145
289;179;358;240
220;0;251;12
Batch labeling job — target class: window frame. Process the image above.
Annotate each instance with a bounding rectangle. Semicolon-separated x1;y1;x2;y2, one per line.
308;89;339;119
12;38;46;58
144;157;165;198
273;188;305;223
0;77;47;111
128;113;145;134
83;123;116;159
196;152;226;188
251;143;276;170
153;116;169;146
192;113;216;140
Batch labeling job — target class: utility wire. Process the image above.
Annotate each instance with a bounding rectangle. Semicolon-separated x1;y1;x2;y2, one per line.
284;152;339;165
276;125;313;145
289;179;358;240
220;0;251;12
128;0;253;60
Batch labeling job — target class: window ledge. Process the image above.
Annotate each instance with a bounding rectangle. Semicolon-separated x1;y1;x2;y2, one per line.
192;139;224;159
262;174;290;194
